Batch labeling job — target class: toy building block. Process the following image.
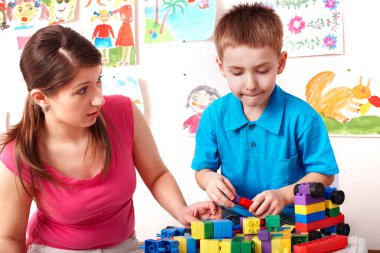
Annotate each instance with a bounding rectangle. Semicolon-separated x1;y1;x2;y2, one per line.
173;236;196;253
295;210;325;223
294;202;325;215
324;187;345;205
144;239;179;253
294;182;325;198
242;217;261;235
191;221;214;239
265;215;280;232
253;235;262;253
200;239;221;253
258;230;271;253
295;213;345;233
158;227;187;239
293;235;348;253
234;195;253;209
325;206;340;217
212;219;233;238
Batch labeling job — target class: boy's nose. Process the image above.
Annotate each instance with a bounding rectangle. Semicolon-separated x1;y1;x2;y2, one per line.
245;75;258;91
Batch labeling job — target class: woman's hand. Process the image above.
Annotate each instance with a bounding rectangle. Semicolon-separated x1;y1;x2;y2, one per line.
176;201;222;227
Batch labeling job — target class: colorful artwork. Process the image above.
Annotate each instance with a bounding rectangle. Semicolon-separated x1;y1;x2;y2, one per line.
183;85;220;135
0;0;10;30
48;0;77;25
101;69;144;113
264;0;344;57
305;70;380;135
6;0;49;30
82;0;136;67
144;0;216;43
182;73;229;136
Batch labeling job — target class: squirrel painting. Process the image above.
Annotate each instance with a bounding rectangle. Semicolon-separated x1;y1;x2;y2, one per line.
305;71;371;123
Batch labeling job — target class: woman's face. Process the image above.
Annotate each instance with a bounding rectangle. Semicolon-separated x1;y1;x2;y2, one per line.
45;65;105;129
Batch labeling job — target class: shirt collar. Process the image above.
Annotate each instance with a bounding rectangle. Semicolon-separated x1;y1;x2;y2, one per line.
224;85;284;135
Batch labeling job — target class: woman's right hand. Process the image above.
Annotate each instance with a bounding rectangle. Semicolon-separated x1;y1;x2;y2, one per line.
200;171;237;208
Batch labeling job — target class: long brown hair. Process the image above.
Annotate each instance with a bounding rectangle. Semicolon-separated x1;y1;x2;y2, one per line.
0;25;112;206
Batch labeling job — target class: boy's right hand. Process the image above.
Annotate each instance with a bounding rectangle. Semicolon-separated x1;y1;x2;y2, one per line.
201;171;237;208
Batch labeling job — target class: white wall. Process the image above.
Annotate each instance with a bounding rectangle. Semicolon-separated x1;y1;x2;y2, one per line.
1;0;380;250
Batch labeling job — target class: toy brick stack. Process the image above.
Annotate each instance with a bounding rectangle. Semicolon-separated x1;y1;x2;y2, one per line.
142;182;350;253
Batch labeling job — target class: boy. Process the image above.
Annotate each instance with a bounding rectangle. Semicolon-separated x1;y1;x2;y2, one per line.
191;2;339;225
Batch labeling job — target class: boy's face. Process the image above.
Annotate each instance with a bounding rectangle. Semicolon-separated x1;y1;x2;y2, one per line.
216;45;287;117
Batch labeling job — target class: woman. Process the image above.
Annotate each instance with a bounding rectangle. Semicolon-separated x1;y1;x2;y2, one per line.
0;25;221;252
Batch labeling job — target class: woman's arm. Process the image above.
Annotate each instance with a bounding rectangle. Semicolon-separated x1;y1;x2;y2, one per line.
0;161;32;252
131;103;220;226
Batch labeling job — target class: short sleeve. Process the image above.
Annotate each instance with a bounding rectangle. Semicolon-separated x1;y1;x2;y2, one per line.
298;114;339;175
191;107;220;171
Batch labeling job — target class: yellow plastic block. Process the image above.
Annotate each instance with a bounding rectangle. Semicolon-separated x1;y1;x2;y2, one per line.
253;235;262;253
200;239;220;253
325;199;339;209
271;236;282;253
243;217;261;235
191;221;204;239
295;202;325;215
173;236;187;253
220;239;232;253
281;232;292;253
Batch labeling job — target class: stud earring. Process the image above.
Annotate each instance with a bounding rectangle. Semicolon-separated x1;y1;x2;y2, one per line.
44;105;51;112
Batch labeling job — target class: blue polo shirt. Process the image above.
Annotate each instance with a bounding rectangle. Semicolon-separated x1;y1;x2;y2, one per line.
192;85;339;215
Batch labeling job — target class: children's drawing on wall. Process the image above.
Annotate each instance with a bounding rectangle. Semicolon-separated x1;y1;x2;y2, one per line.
6;0;49;30
305;70;380;135
83;0;136;67
144;0;216;43
264;0;343;57
101;69;144;113
0;0;10;30
48;0;77;25
183;85;220;135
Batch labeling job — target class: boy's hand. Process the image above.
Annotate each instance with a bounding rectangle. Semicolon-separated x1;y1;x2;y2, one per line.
204;173;237;208
176;201;223;227
248;189;287;219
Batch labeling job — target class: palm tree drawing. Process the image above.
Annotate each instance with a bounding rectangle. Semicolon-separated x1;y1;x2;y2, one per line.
159;0;187;34
155;0;159;25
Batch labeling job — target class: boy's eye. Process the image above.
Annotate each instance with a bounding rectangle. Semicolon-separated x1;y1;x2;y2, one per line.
78;86;88;95
231;72;243;76
97;75;103;83
257;69;269;74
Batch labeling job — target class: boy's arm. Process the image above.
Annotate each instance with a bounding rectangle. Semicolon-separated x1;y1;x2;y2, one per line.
195;169;237;208
249;172;334;218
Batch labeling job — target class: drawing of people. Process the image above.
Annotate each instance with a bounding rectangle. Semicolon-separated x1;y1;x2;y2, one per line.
112;3;135;66
91;9;115;64
49;0;76;25
183;85;220;135
0;1;10;30
7;0;49;30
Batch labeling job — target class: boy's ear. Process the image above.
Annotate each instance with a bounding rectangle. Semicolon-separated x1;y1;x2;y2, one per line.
30;89;49;109
216;56;227;77
277;51;288;74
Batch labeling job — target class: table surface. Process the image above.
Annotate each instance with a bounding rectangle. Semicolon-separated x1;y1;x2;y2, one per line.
335;236;367;253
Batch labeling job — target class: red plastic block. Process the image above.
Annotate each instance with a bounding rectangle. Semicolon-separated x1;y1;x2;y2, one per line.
295;213;345;232
238;197;253;209
293;235;348;253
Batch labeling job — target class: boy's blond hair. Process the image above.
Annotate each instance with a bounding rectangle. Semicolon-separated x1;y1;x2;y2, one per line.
214;2;283;59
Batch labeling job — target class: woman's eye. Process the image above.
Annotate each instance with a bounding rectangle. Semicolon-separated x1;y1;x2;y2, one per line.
78;87;87;95
97;75;103;83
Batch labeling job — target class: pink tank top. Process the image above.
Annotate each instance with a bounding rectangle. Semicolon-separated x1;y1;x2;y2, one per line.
0;95;136;249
